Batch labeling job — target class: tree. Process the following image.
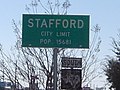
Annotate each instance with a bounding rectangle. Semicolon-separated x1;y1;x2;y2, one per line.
105;56;120;90
0;0;101;89
104;32;120;90
81;25;101;86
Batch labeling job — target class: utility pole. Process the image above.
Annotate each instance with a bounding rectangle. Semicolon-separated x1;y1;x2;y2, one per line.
53;48;58;90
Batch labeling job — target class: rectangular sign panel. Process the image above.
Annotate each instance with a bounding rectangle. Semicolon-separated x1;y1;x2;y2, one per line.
62;57;82;68
61;69;82;89
22;14;89;48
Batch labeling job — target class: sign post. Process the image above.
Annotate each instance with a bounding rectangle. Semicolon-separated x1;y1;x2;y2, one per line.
53;48;58;90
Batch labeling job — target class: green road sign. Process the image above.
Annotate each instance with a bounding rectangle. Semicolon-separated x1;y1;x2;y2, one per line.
22;14;89;48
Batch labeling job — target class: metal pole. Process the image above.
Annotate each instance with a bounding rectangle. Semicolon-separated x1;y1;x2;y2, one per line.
53;48;58;90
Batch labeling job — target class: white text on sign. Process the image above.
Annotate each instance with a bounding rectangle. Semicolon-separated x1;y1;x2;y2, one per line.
27;19;84;29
